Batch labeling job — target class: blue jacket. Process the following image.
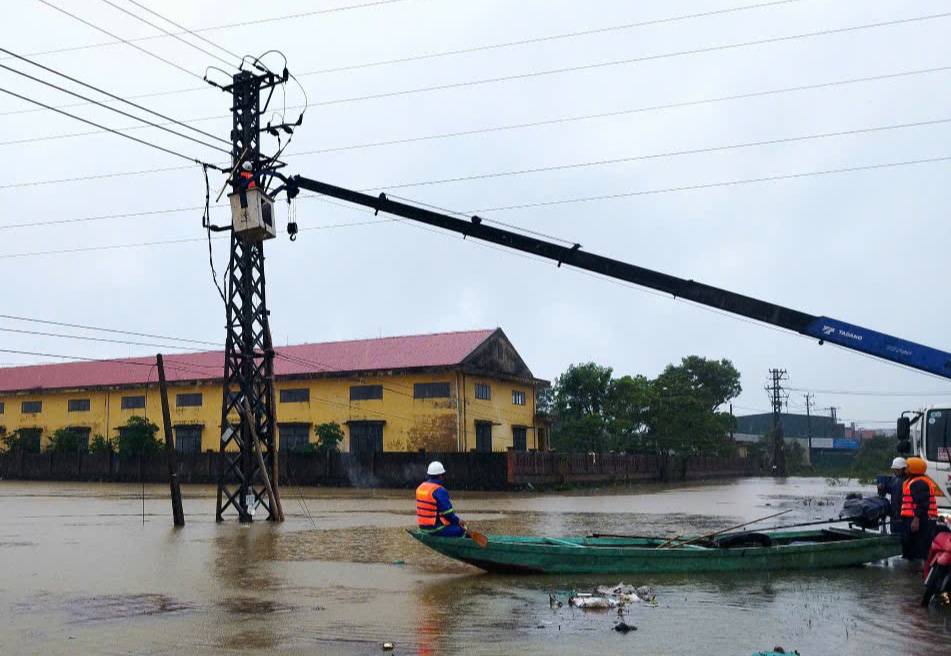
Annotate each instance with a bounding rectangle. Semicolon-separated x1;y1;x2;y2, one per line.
878;475;905;517
428;477;461;526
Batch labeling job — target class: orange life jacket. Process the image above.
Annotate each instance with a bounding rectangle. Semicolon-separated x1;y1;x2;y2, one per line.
416;481;449;530
240;171;256;189
901;475;938;518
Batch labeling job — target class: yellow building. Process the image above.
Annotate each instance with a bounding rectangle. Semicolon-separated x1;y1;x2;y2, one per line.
0;329;549;454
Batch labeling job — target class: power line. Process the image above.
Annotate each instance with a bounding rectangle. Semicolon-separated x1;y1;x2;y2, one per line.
0;347;214;377
299;0;809;76
14;0;420;61
7;103;951;193
469;154;951;213
0;313;220;347
785;386;951;397
34;0;205;81
0;218;392;259
122;0;241;63
0;325;203;351
8;11;946;120
0;86;210;165
0;61;230;155
97;0;239;70
5;58;948;163
377;117;951;192
0;46;229;146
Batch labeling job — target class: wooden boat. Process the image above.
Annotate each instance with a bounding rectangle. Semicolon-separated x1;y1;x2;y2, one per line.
408;528;900;574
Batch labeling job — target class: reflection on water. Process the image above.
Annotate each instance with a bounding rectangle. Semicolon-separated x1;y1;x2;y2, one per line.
1;478;950;655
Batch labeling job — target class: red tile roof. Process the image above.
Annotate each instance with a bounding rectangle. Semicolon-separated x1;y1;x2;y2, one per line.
0;329;497;393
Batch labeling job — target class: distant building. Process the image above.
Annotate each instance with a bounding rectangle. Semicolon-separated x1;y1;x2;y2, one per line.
735;412;854;466
0;328;550;454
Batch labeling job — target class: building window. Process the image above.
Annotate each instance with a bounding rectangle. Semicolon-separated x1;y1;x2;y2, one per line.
512;426;527;451
414;382;450;399
68;399;91;413
69;426;91;450
21;400;42;414
174;425;202;453
0;401;4;414
280;388;310;403
121;395;146;410
350;385;383;401
349;422;384;454
475;422;493;453
279;423;311;452
176;393;202;408
475;383;491;400
512;390;526;406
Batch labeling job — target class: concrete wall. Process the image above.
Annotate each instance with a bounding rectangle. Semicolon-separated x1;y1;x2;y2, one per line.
0;370;539;454
0;450;758;489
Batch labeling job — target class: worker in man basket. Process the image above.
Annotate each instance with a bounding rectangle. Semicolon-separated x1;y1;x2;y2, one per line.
900;457;939;560
877;456;908;534
416;461;468;538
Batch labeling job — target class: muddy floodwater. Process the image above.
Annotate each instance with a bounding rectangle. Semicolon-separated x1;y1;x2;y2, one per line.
2;477;949;655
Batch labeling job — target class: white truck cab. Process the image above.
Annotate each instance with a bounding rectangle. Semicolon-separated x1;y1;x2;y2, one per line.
900;408;951;511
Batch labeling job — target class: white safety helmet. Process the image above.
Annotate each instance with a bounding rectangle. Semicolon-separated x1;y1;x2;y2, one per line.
427;461;447;476
891;457;908;470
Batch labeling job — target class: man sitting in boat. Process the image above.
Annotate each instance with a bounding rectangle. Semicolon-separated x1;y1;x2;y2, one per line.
416;461;468;538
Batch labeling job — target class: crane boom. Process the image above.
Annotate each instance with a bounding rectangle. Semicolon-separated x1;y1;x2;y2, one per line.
285;175;951;381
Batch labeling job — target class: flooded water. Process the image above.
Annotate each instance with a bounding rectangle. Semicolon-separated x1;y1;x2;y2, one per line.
1;477;949;655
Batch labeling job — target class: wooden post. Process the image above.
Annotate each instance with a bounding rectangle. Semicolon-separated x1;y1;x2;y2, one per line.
157;354;185;527
242;398;281;521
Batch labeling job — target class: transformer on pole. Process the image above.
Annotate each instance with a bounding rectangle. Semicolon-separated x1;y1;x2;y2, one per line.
214;68;285;522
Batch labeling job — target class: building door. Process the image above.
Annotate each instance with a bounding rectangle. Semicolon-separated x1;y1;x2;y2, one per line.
350;422;384;453
69;426;91;450
174;425;203;453
512;426;527;451
475;422;492;453
279;423;311;452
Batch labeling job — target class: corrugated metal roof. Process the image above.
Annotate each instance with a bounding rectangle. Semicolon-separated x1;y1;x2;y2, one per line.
0;329;497;393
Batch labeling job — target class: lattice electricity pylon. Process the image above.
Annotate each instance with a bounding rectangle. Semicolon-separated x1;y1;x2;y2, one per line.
214;69;285;522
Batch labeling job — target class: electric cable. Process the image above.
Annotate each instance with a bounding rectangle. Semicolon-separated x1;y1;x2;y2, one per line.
0;347;218;377
0;325;203;351
0;86;215;166
123;0;242;62
8;11;946;120
0;313;219;346
0;61;231;154
34;0;205;81
98;0;240;70
17;0;420;62
468;154;951;214
0;46;230;145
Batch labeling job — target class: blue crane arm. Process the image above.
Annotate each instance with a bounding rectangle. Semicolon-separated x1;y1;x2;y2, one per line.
804;317;951;379
283;175;951;381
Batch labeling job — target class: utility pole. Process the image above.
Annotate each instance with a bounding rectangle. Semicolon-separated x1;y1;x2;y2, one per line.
765;369;789;477
213;68;287;523
804;392;813;464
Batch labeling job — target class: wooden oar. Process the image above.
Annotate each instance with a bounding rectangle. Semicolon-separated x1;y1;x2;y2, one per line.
656;534;685;549
659;508;793;550
465;527;489;548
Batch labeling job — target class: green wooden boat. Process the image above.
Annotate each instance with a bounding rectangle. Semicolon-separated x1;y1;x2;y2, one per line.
409;528;900;574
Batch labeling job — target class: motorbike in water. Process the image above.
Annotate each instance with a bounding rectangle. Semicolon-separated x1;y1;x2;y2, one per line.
922;527;951;606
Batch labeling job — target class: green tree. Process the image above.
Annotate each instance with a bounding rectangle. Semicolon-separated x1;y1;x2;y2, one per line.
850;435;895;479
116;416;163;457
44;428;88;453
551;363;613;451
314;422;345;453
648;357;741;459
1;427;42;453
604;374;651;452
89;434;115;454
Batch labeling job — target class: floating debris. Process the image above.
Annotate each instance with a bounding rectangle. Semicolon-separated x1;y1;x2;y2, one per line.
613;620;637;633
549;593;562;608
382;642;395;651
569;593;617;610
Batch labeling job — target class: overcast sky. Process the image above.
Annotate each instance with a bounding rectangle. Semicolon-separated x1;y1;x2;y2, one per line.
2;0;950;428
